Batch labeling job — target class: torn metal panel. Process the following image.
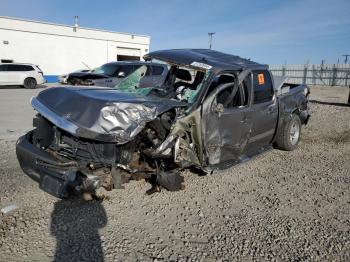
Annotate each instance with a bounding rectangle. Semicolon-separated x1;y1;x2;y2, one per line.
169;107;203;167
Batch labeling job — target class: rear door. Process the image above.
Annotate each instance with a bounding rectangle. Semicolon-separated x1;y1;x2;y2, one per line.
246;70;278;151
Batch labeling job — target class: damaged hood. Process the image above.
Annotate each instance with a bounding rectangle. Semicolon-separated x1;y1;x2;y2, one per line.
32;86;187;143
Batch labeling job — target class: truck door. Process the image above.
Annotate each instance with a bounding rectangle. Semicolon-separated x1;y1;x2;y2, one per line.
202;72;252;165
246;70;278;152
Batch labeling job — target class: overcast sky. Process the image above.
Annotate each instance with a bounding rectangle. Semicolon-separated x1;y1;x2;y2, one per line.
1;0;349;64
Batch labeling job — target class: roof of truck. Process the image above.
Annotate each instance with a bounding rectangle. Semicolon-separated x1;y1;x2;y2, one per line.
144;49;268;72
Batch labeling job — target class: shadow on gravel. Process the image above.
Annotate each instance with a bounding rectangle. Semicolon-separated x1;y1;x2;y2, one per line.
50;198;107;262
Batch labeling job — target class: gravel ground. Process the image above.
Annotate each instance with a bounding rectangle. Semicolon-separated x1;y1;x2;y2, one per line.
0;103;349;262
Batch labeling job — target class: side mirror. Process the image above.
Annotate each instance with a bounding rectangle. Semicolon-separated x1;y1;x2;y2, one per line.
117;72;125;78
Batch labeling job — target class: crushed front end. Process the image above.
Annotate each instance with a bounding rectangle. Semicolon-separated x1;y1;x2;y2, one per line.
16;60;211;198
16;104;188;198
16;115;137;198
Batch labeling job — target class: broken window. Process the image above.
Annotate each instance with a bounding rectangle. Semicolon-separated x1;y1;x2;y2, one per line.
214;73;250;108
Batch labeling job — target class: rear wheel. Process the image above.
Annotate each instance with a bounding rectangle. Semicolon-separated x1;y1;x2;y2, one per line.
24;78;37;89
274;114;301;151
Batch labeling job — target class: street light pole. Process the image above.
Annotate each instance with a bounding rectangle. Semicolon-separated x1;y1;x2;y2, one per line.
343;54;350;64
208;32;215;49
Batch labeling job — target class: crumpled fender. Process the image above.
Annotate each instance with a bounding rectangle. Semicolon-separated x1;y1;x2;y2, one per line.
153;109;203;167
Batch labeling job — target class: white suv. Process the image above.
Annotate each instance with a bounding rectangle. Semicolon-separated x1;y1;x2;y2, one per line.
0;63;46;89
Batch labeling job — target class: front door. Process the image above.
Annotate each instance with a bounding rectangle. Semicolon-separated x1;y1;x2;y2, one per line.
202;75;252;165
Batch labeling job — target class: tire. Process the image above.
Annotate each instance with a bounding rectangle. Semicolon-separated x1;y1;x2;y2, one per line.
67;77;80;86
274;114;301;151
24;78;37;89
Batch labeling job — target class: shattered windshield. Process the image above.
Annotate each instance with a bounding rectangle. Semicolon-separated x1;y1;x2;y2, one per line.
114;64;211;104
114;65;152;95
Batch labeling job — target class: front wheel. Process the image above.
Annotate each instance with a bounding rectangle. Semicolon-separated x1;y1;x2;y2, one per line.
24;78;37;89
274;114;301;151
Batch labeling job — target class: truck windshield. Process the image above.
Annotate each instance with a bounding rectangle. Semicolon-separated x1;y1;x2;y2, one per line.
114;64;210;104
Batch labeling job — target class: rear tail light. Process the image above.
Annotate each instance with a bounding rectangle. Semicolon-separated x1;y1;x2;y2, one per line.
36;65;44;75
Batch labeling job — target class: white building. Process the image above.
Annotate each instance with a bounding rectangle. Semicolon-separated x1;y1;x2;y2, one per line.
0;16;150;82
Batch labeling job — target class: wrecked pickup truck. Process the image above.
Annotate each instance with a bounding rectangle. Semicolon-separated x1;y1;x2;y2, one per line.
16;49;310;198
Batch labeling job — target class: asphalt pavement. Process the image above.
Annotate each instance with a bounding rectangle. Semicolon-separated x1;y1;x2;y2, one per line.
0;84;57;141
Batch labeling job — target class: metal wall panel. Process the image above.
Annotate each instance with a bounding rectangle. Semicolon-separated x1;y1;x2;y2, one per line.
270;64;350;86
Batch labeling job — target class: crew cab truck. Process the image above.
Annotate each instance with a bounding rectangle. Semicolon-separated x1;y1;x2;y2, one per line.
16;49;310;198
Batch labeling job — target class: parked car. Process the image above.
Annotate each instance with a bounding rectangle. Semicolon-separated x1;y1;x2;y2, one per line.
0;63;45;88
16;49;310;198
65;61;168;88
58;69;91;84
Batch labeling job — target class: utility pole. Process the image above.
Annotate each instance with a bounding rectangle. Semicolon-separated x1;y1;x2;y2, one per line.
343;54;350;64
73;16;79;32
208;32;215;49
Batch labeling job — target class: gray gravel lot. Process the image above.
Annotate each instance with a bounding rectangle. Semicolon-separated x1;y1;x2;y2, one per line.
0;97;349;260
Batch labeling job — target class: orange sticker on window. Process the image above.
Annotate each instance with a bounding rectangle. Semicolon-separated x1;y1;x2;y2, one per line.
258;73;265;85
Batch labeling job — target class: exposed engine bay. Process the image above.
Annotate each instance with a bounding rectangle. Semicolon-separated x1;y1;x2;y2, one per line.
27;104;188;197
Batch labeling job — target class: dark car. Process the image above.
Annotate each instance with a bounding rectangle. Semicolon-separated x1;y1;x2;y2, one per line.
16;49;310;198
66;61;168;88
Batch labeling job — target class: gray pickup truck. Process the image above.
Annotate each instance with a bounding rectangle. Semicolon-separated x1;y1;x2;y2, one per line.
16;49;310;198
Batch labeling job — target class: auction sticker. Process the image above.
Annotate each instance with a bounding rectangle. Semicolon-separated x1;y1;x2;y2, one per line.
258;73;265;85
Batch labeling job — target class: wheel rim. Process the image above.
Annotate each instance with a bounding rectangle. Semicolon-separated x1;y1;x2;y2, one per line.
26;79;35;88
290;122;300;145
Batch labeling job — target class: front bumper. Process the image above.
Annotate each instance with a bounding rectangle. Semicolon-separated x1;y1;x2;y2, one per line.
16;132;99;198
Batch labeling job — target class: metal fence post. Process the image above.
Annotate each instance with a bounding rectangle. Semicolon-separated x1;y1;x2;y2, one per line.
312;65;316;85
331;64;337;86
345;68;349;86
282;66;286;77
303;65;308;84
